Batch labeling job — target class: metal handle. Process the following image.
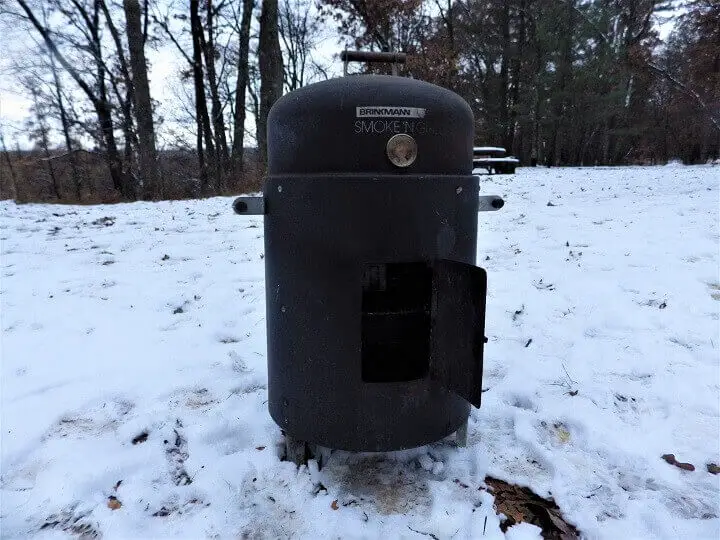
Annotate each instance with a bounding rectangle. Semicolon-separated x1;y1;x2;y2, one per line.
478;195;505;212
340;50;407;64
233;196;265;215
341;50;407;76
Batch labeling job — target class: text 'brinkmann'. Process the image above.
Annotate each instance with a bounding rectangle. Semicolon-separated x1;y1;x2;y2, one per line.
356;106;427;118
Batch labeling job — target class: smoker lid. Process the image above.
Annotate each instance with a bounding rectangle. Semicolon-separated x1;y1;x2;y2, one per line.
267;75;474;175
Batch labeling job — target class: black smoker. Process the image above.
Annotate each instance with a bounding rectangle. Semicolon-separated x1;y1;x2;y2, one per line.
234;51;504;461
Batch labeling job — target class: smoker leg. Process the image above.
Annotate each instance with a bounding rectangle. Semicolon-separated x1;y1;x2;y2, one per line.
312;445;329;470
456;420;468;448
285;435;308;466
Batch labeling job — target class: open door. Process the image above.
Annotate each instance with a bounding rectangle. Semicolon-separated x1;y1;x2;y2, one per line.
429;260;487;407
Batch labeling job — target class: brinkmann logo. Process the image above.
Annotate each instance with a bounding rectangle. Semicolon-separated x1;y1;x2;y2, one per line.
356;106;427;118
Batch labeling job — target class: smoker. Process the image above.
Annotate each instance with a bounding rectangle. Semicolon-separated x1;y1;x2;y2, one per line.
234;51;504;462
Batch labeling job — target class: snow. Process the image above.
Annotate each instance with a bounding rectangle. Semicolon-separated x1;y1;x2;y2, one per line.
1;165;719;539
474;157;520;164
474;147;508;153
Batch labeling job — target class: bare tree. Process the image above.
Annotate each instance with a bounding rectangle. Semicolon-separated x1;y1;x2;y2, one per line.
123;0;161;199
98;0;138;169
45;18;81;199
190;0;217;194
200;0;230;183
258;0;284;165
0;124;19;200
16;0;135;198
232;0;255;172
27;85;62;199
278;0;322;91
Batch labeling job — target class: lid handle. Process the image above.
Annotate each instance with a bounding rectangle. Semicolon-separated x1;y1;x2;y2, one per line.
341;50;407;76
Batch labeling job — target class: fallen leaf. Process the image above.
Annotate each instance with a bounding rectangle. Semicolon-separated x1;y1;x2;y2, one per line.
555;424;570;443
107;496;122;510
545;508;576;537
503;505;527;527
331;500;339;510
707;463;720;475
568;390;578;396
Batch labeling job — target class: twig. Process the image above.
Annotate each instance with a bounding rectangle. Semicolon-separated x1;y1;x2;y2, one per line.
562;363;576;385
408;526;440;540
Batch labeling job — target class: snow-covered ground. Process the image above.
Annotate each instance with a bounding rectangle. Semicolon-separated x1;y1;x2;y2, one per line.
1;165;718;539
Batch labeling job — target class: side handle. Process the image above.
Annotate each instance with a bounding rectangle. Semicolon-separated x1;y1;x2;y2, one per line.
478;195;504;212
233;196;266;215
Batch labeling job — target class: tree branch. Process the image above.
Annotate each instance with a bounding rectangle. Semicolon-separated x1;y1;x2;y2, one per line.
152;15;194;65
16;0;99;105
645;62;720;132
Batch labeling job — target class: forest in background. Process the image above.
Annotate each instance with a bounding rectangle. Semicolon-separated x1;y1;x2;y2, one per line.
0;0;718;204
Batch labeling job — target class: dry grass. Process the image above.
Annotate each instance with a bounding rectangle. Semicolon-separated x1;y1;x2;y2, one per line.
1;148;265;205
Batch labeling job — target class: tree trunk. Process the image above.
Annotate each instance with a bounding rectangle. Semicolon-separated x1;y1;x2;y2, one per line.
94;99;128;196
201;0;230;189
30;88;62;200
40;132;61;200
258;0;284;166
508;0;525;158
548;0;574;166
124;0;160;199
232;0;255;174
601;117;610;164
499;0;510;148
99;0;138;179
190;0;216;195
48;50;81;200
90;1;134;198
0;129;18;200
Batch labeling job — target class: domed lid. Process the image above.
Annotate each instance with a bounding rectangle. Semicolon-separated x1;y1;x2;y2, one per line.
267;75;474;175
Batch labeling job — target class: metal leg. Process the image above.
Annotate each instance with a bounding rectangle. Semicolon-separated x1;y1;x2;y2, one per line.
311;445;327;470
456;420;468;448
285;435;307;466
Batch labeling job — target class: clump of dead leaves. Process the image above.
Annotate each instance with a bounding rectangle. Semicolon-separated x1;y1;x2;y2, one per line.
485;477;579;539
661;454;720;475
661;454;695;471
107;480;123;510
